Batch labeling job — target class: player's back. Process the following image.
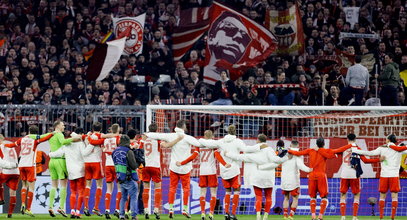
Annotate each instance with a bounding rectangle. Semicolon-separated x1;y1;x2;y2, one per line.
340;147;359;179
0;145;19;175
18;136;36;168
217;135;245;179
199;147;216;175
281;148;310;190
378;146;404;177
60;141;86;180
84;133;103;163
308;149;330;179
142;137;161;168
104;136;120;167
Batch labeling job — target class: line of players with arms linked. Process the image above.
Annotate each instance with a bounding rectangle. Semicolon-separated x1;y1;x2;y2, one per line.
0;119;405;220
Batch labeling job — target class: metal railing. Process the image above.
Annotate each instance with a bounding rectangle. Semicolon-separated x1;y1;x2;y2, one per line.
0;105;146;137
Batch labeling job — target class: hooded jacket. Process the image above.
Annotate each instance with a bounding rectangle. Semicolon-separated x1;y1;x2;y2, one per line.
199;134;260;180
378;62;400;88
146;127;201;174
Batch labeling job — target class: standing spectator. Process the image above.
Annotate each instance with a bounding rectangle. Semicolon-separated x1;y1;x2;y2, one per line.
343;55;370;105
268;72;294;106
210;71;237;127
376;54;400;106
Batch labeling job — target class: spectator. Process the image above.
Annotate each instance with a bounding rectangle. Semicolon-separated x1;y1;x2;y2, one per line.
268;72;294;106
210;70;236;127
342;55;370;105
376;54;400;106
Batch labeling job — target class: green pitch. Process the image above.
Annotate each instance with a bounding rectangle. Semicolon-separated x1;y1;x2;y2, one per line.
5;215;407;220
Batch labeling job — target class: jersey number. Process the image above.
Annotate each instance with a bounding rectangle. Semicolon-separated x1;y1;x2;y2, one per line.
21;141;33;156
145;143;153;157
200;149;211;162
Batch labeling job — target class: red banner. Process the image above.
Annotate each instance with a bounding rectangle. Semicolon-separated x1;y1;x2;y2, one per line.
203;2;277;84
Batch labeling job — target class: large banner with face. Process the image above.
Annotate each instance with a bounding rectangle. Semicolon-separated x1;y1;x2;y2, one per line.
203;2;277;84
265;4;304;56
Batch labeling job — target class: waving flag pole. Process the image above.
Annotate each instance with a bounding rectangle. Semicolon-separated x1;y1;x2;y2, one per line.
86;27;131;81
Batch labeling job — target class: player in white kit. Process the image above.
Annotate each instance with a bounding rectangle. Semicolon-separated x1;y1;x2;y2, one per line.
268;140;312;220
225;134;287;220
8;126;53;216
199;125;261;220
49;128;93;218
146;120;201;219
0;134;20;218
102;124;121;219
353;134;407;220
338;134;380;220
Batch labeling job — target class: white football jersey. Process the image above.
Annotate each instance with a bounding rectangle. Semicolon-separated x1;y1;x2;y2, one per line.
199;148;217;176
0;145;19;175
104;136;120;166
83;133;103;163
141;138;161;168
18;136;37;168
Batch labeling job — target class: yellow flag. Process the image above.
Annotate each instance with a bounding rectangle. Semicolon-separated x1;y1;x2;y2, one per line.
400;69;407;87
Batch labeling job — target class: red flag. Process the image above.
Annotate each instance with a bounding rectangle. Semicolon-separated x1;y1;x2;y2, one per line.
172;3;211;62
265;4;305;56
203;2;277;84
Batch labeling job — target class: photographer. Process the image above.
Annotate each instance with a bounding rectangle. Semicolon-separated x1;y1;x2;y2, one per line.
112;135;140;220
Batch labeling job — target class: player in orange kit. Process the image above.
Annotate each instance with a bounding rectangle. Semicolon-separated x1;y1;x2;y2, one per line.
289;137;352;220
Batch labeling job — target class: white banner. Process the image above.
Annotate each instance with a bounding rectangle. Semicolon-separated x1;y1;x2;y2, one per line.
343;7;359;29
112;13;145;55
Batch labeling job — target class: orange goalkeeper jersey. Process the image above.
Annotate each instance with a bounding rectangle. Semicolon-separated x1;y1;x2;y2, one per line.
289;144;352;179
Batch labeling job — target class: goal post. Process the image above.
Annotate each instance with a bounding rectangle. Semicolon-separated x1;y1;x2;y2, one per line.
145;105;407;216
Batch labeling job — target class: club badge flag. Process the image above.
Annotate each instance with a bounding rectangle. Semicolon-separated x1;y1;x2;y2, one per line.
112;13;145;55
265;4;304;56
203;2;277;84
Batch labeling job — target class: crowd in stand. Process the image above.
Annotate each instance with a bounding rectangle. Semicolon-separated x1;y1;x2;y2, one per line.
0;0;406;106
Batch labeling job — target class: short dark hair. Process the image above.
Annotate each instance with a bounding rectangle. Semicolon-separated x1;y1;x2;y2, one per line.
387;134;397;143
92;122;102;132
387;53;394;60
347;133;356;141
148;123;158;132
127;129;138;139
258;134;267;143
74;127;84;134
120;135;131;147
29;125;39;134
176;120;186;129
277;140;285;147
291;140;299;146
355;55;362;63
316;137;325;148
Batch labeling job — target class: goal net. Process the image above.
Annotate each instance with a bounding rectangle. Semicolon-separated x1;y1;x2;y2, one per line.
146;105;407;216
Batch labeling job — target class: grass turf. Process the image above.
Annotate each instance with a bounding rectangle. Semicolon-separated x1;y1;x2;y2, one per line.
4;214;407;220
